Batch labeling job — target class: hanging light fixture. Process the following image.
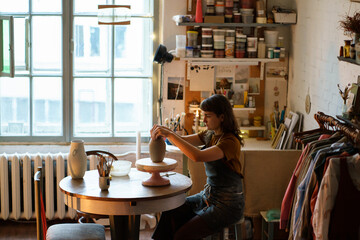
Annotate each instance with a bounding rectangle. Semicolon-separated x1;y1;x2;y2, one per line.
98;5;131;25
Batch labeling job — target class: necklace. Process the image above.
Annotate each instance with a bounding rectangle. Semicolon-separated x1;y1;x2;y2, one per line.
214;133;224;145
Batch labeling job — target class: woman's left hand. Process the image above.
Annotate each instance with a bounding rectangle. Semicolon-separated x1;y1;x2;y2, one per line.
150;124;173;140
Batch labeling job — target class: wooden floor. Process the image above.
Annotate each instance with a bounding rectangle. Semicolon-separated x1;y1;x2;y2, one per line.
0;219;154;240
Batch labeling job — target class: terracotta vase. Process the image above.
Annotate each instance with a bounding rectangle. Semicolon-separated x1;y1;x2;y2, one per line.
68;140;87;179
149;137;166;163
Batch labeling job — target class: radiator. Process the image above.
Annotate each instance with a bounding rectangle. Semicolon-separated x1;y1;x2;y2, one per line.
0;153;101;221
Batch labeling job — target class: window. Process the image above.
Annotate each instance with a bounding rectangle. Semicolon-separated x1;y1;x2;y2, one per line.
0;0;155;142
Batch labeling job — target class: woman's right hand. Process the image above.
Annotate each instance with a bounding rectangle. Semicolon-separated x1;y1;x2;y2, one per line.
150;124;173;140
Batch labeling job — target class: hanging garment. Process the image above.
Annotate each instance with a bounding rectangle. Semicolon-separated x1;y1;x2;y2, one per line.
312;154;360;240
328;157;360;240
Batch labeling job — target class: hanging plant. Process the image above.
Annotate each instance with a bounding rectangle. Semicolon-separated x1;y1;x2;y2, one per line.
339;11;360;36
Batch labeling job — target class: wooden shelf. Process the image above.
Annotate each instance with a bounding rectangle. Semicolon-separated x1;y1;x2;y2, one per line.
233;107;256;111
176;22;295;27
338;56;360;66
240;126;266;131
182;58;279;65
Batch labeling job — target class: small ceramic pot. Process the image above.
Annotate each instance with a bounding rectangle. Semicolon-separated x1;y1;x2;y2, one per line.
99;176;110;191
149;137;166;163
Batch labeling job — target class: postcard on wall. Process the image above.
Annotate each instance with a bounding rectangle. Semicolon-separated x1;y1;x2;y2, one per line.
215;65;235;78
235;66;250;82
189;65;215;91
167;77;184;100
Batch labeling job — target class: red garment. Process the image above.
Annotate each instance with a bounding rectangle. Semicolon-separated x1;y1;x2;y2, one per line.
328;158;360;240
280;134;331;229
280;145;309;229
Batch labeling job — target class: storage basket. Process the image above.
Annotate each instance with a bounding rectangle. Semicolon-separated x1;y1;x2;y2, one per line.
272;10;296;24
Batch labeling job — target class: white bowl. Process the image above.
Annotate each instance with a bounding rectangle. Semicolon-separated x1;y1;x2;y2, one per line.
111;160;132;176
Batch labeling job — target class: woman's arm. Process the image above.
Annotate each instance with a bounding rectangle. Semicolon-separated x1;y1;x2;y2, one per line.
151;125;224;162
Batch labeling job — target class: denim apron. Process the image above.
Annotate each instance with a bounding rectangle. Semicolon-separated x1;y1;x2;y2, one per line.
186;134;245;231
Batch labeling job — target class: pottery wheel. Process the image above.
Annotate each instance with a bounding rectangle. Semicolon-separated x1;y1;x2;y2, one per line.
135;158;178;186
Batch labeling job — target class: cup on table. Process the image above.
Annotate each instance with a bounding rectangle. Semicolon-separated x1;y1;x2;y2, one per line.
99;176;110;191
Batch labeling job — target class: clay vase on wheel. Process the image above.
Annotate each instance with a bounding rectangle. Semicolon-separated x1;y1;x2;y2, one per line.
149;137;166;163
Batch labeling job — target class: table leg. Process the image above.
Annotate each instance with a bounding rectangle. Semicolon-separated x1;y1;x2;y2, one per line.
109;215;140;240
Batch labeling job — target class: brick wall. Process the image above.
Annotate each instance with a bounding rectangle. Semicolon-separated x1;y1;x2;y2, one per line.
289;0;360;130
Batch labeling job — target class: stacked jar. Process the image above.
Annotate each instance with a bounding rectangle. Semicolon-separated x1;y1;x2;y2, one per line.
247;36;257;58
257;37;266;58
241;0;254;8
213;29;225;58
235;33;246;58
206;0;215;16
240;8;254;23
225;29;235;58
215;1;225;16
201;28;214;58
187;30;199;57
224;0;234;23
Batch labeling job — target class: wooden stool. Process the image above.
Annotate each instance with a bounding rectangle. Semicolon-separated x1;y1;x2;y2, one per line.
205;217;244;240
260;211;280;240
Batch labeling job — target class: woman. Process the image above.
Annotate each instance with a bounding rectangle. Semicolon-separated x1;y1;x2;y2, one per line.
151;94;245;240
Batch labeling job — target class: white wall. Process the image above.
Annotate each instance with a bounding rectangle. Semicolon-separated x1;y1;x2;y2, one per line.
160;0;187;123
289;0;360;130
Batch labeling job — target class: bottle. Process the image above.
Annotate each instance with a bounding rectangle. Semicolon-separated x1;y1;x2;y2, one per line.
255;0;266;17
355;40;360;63
344;40;351;58
257;38;266;58
277;36;284;48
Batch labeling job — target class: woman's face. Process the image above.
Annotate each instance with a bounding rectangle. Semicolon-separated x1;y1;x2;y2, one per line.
202;111;223;132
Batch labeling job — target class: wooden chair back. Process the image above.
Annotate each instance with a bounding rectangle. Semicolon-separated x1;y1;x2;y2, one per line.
34;166;46;240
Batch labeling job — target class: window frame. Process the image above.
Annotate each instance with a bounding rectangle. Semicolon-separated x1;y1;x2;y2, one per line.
0;0;159;144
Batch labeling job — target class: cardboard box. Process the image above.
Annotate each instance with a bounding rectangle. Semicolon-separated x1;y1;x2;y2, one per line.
204;16;224;23
272;10;297;24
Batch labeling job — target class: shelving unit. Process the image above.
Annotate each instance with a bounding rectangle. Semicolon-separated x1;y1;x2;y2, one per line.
241;126;266;131
179;2;294;137
181;57;279;65
338;56;360;66
233;107;256;112
176;22;295;27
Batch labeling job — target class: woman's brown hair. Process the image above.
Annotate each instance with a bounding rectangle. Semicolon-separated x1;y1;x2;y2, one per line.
200;94;244;146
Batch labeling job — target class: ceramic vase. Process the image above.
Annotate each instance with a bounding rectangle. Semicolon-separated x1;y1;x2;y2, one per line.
68;140;87;179
195;0;203;23
149;137;166;163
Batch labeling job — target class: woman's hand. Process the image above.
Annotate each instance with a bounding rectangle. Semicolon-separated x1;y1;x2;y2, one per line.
150;124;173;140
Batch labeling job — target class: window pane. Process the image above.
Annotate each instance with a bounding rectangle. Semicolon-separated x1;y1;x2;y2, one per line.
73;78;111;137
114;78;152;135
117;0;152;15
74;0;108;15
32;16;62;74
33;77;62;136
0;0;28;13
73;17;111;76
0;77;30;136
32;0;61;13
1;18;11;74
14;17;28;73
114;18;152;77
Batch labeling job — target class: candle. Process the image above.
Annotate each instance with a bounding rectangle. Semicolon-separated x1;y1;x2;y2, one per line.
195;110;199;133
136;131;141;160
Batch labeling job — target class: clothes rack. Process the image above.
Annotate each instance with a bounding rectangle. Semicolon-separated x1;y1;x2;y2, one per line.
314;112;360;145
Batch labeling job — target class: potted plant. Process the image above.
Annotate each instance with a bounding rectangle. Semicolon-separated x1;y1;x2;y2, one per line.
339;11;360;43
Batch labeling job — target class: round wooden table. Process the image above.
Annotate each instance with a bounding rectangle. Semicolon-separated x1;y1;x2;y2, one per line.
59;168;192;240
